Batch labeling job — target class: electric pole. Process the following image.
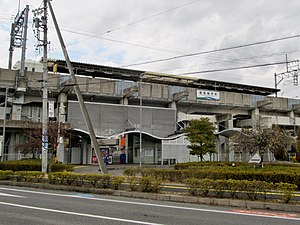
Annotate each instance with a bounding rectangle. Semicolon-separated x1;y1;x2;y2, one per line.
41;0;48;173
32;1;49;173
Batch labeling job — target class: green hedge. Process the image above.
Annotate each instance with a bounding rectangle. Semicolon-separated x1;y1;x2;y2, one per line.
185;178;297;203
174;162;300;171
0;170;45;183
48;172;124;190
0;160;74;172
123;167;300;189
0;170;296;200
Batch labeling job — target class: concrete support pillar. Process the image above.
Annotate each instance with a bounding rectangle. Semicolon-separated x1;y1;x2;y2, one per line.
227;117;234;161
12;105;22;120
227;118;234;129
82;139;88;164
168;101;177;109
11;95;24;120
251;108;260;128
289;110;297;136
57;92;67;163
120;97;128;105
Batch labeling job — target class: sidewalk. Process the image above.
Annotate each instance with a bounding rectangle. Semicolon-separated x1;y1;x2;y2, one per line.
73;164;173;176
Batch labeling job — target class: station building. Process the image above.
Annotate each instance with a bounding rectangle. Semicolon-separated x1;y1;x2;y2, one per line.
0;60;299;164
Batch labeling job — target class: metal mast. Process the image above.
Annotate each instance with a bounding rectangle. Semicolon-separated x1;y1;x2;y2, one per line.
274;55;299;97
8;5;29;74
47;0;107;174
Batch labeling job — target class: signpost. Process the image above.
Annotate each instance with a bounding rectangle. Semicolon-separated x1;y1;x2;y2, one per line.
249;153;262;168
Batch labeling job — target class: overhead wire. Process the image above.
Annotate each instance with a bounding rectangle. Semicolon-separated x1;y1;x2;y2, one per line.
67;0;201;46
179;61;289;75
58;27;191;55
122;34;300;68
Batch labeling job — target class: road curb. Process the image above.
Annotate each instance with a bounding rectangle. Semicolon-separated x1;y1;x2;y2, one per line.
0;180;299;213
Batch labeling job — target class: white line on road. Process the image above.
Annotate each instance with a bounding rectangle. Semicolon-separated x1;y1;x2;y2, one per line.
0;186;299;221
0;192;26;198
0;201;164;225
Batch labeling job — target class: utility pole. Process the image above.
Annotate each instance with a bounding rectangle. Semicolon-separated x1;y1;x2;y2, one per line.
33;1;49;173
40;1;48;173
47;0;107;174
32;3;48;172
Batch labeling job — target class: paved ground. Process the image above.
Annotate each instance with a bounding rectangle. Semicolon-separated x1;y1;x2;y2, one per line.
73;164;173;176
1;185;300;225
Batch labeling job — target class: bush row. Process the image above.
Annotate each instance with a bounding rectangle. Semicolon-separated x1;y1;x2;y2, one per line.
128;176;162;193
185;178;297;203
0;160;74;172
0;170;45;183
0;170;162;193
123;167;300;189
48;172;162;193
174;162;300;171
48;172;124;190
174;162;248;170
0;170;296;201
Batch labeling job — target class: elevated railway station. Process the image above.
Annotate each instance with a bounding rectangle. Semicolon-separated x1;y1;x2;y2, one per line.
0;60;299;164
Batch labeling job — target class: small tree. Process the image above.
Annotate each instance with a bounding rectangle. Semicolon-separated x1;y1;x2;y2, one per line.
183;118;216;161
231;125;294;163
14;122;71;160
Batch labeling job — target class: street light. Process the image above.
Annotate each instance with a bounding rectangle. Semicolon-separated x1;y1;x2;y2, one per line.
1;87;15;161
139;73;144;167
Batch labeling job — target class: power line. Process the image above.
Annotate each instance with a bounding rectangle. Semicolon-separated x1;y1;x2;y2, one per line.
122;34;300;68
151;50;300;73
179;61;288;75
58;27;190;55
67;0;200;46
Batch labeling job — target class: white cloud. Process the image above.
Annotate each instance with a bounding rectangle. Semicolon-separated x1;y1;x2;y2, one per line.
1;0;300;98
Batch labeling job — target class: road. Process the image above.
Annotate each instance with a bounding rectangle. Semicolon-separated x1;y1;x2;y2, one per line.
0;185;299;225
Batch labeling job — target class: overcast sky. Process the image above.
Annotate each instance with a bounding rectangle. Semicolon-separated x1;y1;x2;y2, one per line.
1;0;300;98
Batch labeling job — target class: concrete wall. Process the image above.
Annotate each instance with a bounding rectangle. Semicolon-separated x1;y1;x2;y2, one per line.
0;69;16;87
67;101;176;138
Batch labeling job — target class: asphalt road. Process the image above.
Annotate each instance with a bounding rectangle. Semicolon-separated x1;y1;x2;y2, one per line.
0;185;300;225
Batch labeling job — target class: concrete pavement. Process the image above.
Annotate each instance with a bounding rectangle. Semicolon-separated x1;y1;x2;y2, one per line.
73;164;173;176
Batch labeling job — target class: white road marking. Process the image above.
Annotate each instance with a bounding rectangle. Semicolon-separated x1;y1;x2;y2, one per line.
0;192;26;198
0;201;163;225
0;186;299;221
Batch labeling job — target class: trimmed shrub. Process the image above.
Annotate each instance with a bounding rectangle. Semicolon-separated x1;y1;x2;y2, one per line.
128;176;140;191
0;170;14;180
85;174;103;187
185;178;296;202
123;167;140;177
124;167;300;189
0;160;74;172
110;176;125;190
275;182;297;203
48;172;71;184
14;171;45;183
185;178;212;197
139;176;162;193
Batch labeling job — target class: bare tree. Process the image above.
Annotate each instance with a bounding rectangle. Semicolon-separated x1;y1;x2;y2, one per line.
14;122;71;160
231;125;294;163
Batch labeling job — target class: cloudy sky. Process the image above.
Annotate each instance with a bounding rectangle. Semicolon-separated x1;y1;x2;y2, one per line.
1;0;300;98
